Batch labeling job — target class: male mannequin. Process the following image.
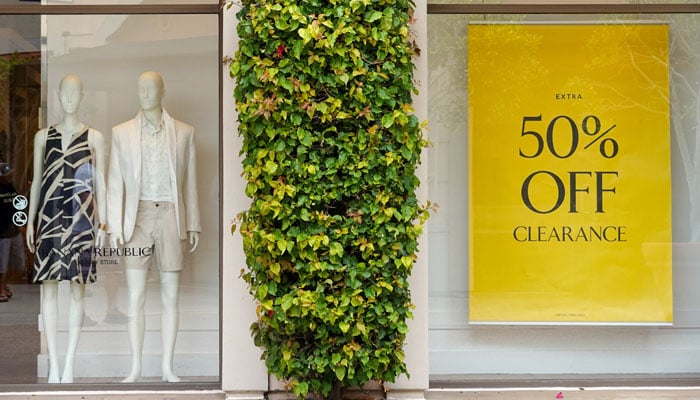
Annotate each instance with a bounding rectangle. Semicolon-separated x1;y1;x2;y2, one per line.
107;71;200;383
26;75;106;383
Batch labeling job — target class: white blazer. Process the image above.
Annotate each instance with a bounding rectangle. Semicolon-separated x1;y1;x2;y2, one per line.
107;109;201;242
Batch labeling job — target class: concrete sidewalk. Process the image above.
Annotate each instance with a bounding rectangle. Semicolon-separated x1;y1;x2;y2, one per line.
1;388;700;399
427;374;700;399
427;387;700;400
2;373;700;399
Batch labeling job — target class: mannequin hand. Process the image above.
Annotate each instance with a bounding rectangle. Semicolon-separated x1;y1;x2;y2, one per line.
26;224;35;253
95;229;106;248
110;233;124;248
188;231;199;253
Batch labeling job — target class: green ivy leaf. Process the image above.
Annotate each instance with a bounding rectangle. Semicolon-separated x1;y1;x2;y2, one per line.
334;365;347;381
381;113;395;128
365;10;383;23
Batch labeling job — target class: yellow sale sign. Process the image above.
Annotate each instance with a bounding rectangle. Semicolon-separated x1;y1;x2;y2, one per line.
468;23;672;324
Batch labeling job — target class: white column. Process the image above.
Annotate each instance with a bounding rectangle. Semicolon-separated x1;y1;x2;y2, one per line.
222;3;268;397
387;0;430;398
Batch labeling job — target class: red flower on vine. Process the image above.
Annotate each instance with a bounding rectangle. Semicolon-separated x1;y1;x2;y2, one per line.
275;45;286;58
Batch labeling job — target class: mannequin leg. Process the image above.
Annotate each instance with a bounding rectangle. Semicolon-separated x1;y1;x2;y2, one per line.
160;270;181;382
41;280;60;383
122;268;148;383
61;281;86;383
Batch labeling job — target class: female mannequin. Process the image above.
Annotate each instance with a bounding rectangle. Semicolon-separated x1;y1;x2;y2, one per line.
26;75;106;384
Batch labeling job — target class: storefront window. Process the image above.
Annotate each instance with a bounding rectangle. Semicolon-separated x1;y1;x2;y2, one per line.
428;9;700;377
0;11;219;385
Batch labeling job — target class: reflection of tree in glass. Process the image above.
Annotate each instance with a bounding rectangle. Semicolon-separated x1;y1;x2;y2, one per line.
467;22;547;118
664;14;700;241
428;14;469;133
428;15;527;132
573;24;669;116
0;130;6;165
573;15;700;241
0;52;41;193
430;14;700;240
0;52;38;106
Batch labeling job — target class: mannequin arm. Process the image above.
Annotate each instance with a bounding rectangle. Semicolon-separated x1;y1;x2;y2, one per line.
110;232;124;248
26;130;47;254
95;229;106;248
184;130;201;234
106;130;124;241
26;224;35;253
188;231;199;253
90;130;107;233
89;129;108;250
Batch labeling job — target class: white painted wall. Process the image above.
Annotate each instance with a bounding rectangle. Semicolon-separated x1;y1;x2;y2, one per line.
221;3;268;394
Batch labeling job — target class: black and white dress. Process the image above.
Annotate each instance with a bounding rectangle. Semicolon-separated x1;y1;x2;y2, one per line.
32;126;97;283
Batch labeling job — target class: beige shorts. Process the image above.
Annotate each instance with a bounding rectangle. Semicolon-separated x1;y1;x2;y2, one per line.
123;201;184;272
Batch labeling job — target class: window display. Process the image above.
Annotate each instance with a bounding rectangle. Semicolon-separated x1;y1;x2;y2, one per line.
0;12;219;385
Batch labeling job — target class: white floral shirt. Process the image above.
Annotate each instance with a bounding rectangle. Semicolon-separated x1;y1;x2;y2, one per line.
140;114;173;202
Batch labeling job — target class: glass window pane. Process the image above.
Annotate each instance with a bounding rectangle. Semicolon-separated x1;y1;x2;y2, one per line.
1;12;219;385
429;11;700;376
42;13;220;383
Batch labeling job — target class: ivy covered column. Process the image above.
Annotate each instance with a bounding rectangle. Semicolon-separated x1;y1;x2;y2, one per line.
228;0;430;397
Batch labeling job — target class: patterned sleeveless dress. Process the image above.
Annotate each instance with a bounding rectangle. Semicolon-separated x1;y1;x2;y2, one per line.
32;126;97;283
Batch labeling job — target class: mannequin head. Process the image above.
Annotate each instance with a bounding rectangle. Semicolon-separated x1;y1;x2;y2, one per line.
58;75;83;116
138;71;165;113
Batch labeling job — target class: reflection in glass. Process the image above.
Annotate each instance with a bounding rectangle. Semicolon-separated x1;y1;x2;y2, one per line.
0;14;41;385
428;12;700;375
